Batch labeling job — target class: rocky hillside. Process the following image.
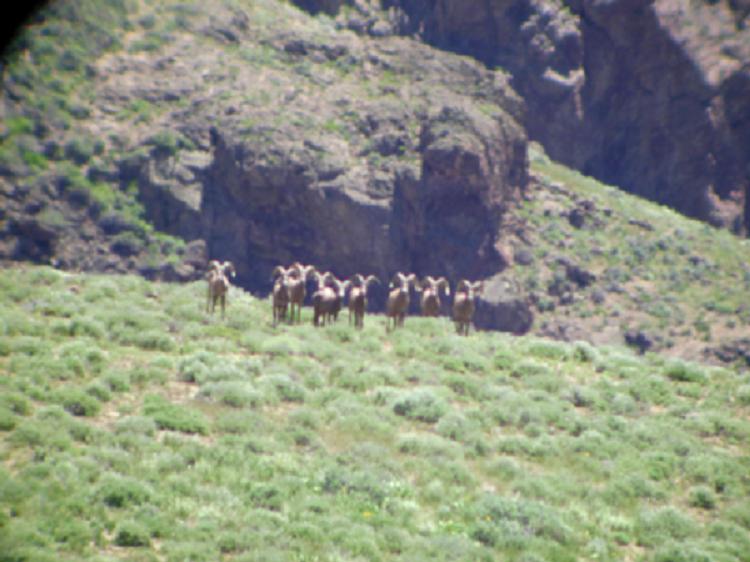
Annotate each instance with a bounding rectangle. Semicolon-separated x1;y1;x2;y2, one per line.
313;0;750;233
1;0;749;364
1;0;526;286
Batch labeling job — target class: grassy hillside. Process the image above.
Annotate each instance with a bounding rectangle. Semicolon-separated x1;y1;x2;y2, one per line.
501;144;750;363
1;265;749;561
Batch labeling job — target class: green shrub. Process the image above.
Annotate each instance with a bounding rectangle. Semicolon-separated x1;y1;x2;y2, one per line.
198;381;263;408
512;358;552;378
56;387;101;416
0;392;32;416
22;150;48;170
525;339;571;361
392;389;449;423
129;364;170;386
98;474;152;508
470;494;572;545
143;394;208;434
214;410;263;435
636;507;697;546
651;542;712;562
260;335;304;356
664;360;707;383
86;381;112;402
111;231;145;257
0;406;17;430
145;130;192;156
49;517;92;550
737;384;750;406
262;374;305;402
684;453;739;493
5;115;34;135
103;370;131;392
688;486;716;510
436;412;477;442
64;136;96;164
572;340;600;362
114;520;151;547
397;432;462;459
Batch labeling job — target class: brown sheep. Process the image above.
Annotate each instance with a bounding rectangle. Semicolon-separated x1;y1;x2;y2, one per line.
206;260;236;318
347;274;380;329
385;272;417;332
311;272;337;327
271;265;292;327
287;262;317;324
452;279;483;336
322;272;350;325
416;276;450;317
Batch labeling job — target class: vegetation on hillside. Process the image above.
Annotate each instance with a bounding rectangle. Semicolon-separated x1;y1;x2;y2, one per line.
500;144;750;362
1;265;749;561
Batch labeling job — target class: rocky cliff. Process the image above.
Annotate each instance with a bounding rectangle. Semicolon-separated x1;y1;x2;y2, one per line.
310;0;750;233
2;0;750;353
0;0;527;305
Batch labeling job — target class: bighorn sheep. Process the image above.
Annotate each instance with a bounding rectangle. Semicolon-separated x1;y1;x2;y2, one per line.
416;276;450;317
271;265;292;327
287;262;317;324
385;272;417;332
452;279;483;336
347;274;380;329
312;272;347;327
327;275;350;324
206;260;236;318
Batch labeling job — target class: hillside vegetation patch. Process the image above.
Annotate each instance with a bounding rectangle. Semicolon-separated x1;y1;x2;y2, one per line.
0;265;748;560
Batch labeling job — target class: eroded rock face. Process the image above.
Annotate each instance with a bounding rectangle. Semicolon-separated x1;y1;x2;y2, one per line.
337;0;750;233
202;98;528;295
396;104;527;280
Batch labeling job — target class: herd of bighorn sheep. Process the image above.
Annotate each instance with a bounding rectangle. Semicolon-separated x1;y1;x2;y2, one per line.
207;260;484;335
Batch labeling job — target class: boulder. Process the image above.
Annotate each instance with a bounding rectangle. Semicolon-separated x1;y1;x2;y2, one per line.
473;273;534;334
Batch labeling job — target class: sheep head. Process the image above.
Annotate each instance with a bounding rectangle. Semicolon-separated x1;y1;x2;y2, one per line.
289;262;317;280
390;272;416;290
363;275;380;288
456;279;483;298
331;278;350;298
312;271;332;291
437;277;450;295
271;265;291;281
418;276;449;294
221;261;236;278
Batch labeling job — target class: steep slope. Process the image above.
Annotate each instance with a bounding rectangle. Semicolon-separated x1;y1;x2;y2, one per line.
306;0;750;233
1;265;749;561
497;143;750;366
0;0;526;289
2;0;750;362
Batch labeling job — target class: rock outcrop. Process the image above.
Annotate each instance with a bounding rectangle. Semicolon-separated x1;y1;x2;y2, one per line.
202;95;527;297
473;273;534;334
1;0;528;307
316;0;750;233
